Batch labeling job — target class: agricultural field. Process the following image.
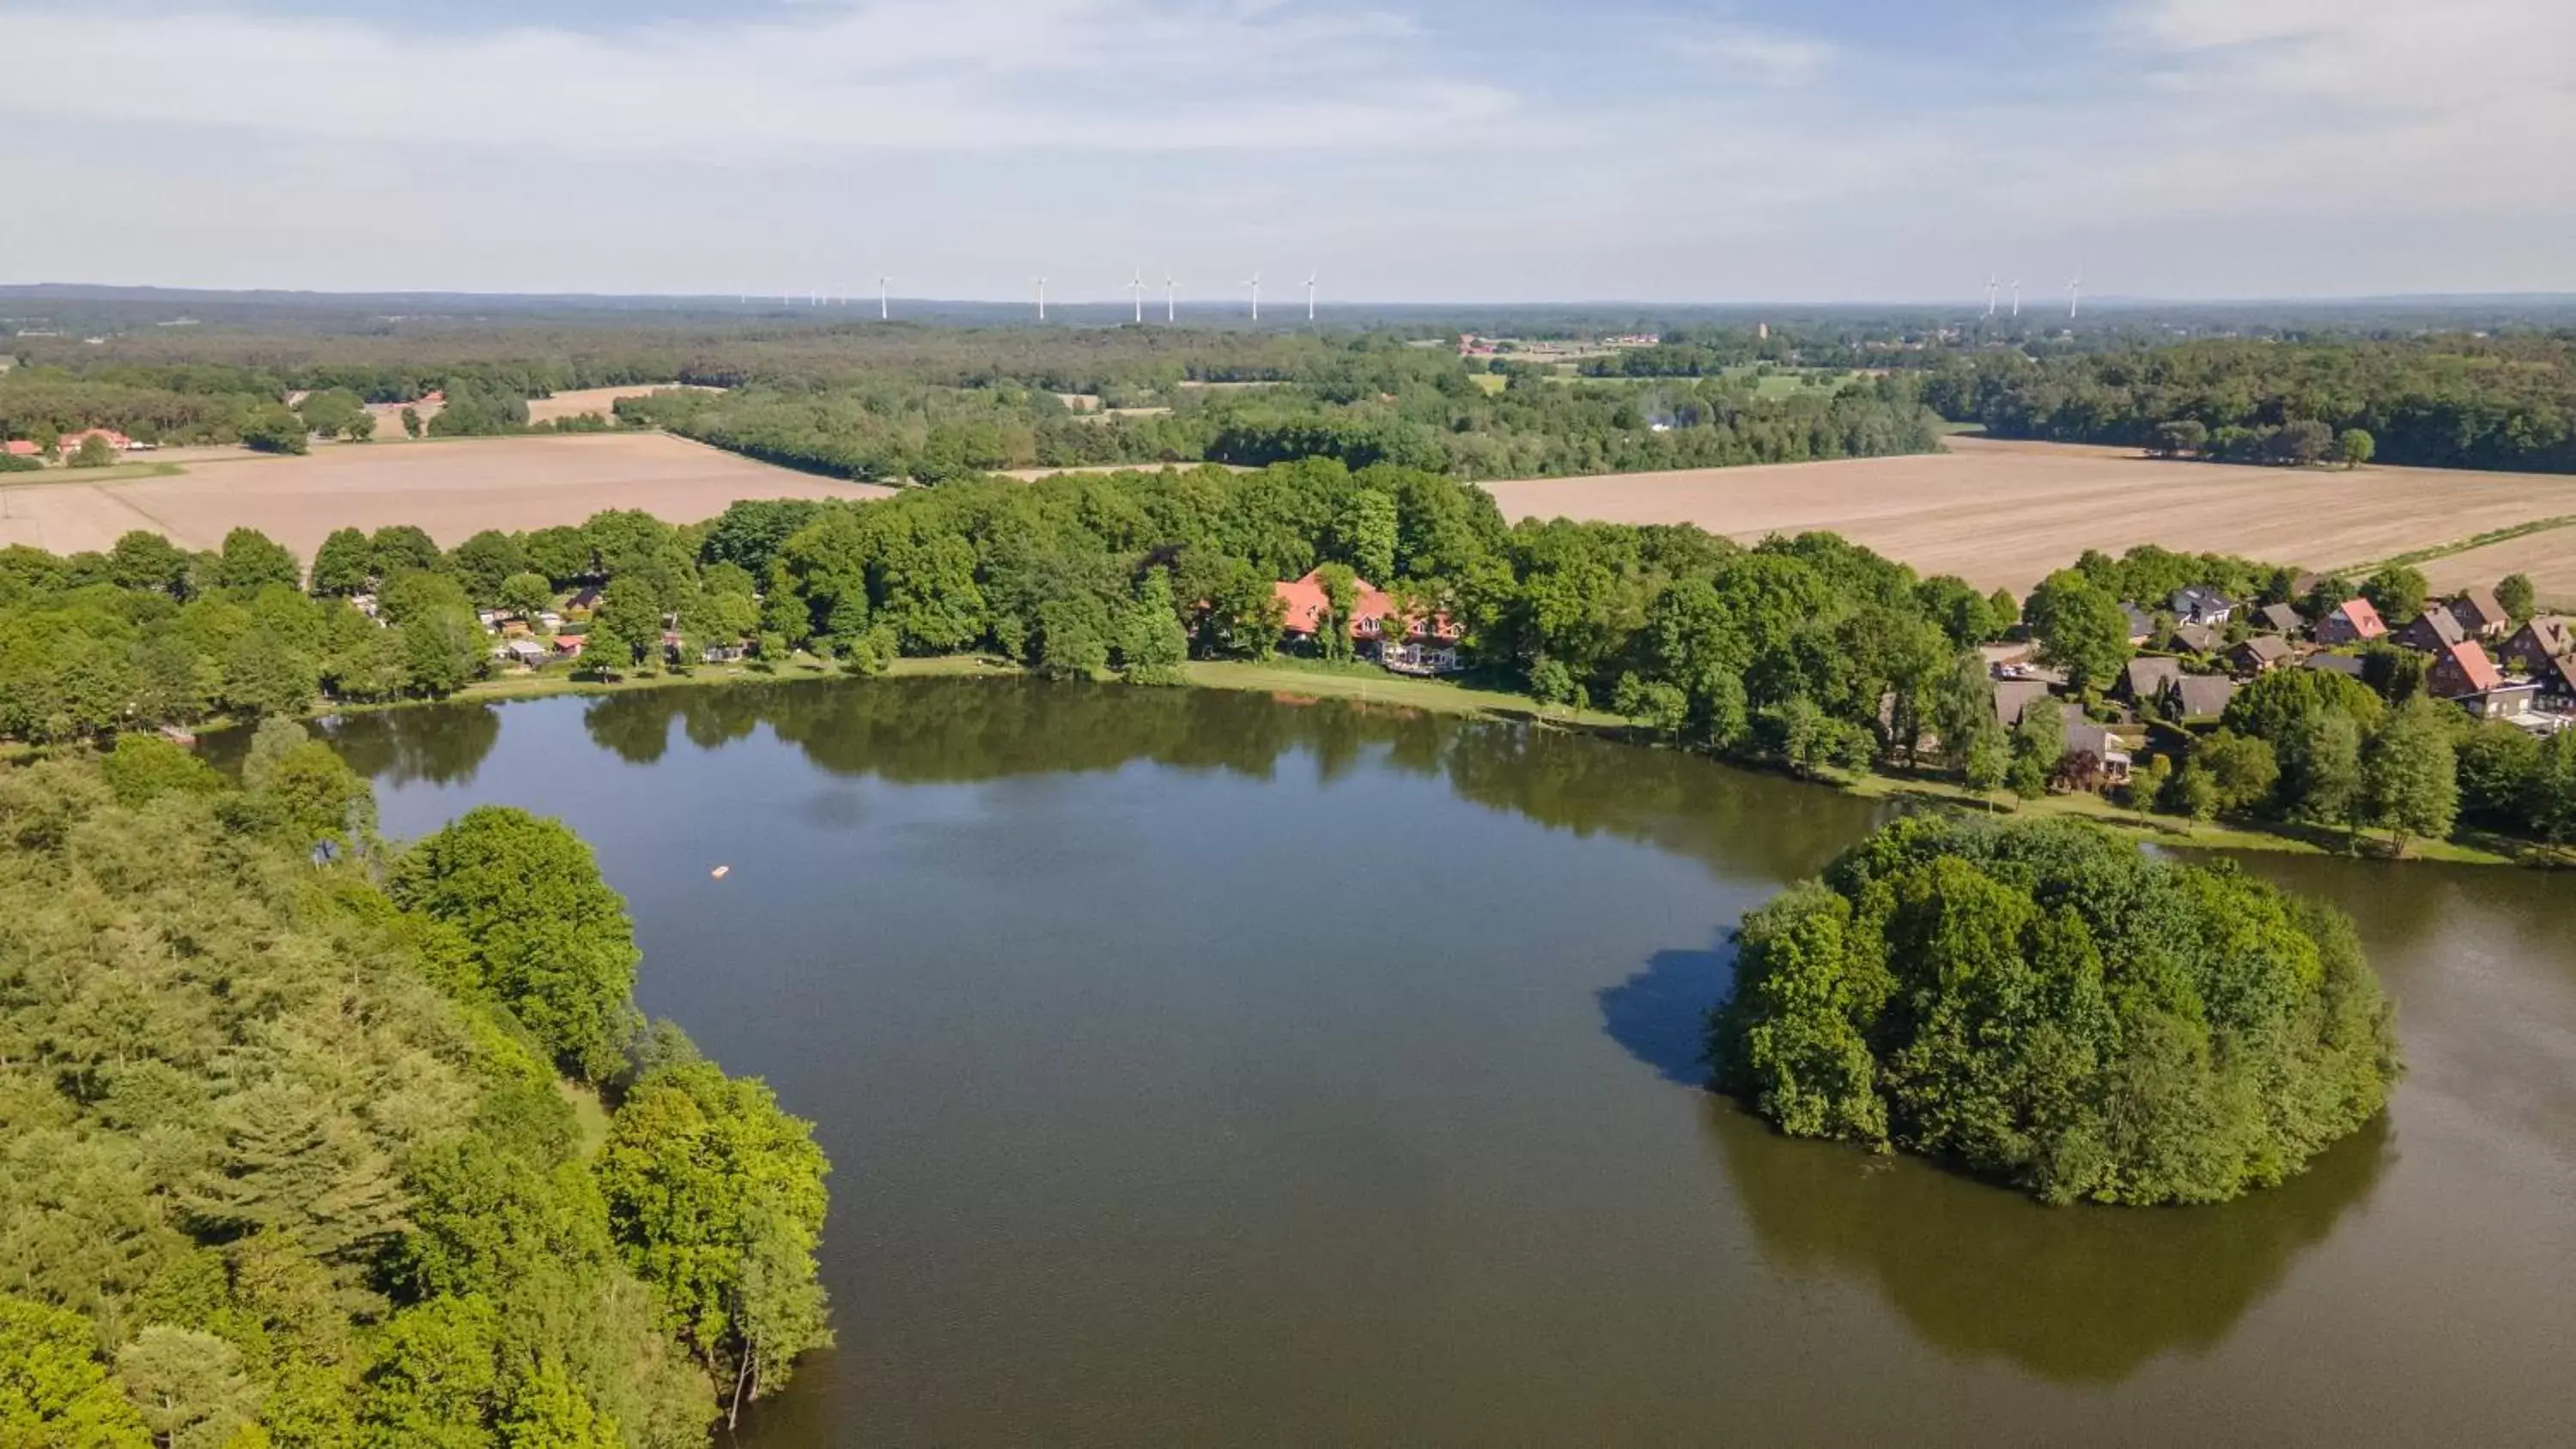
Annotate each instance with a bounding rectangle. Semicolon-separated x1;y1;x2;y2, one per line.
0;432;890;558
1482;436;2576;596
2421;524;2576;606
525;383;714;425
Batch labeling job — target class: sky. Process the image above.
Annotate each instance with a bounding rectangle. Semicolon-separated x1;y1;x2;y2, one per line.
3;0;2573;302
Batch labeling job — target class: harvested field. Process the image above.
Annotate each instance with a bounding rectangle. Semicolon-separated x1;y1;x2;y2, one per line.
1481;437;2576;595
0;433;891;559
526;384;717;425
2421;525;2576;607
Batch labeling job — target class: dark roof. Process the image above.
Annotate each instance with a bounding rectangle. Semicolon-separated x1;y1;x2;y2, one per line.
2407;609;2467;648
1992;678;2055;728
2171;585;2234;618
2165;674;2239;720
2120;656;2184;699
2172;621;2221;653
2302;652;2368;678
2119;602;2154;638
2256;602;2304;634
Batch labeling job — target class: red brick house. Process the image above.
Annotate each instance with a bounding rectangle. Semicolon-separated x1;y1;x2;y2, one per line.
2500;616;2573;675
2427;640;2504;700
2444;587;2512;640
2315;597;2386;646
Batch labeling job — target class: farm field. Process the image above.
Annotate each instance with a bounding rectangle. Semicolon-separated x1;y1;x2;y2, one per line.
2421;524;2576;606
0;433;891;558
1482;436;2576;595
526;384;716;425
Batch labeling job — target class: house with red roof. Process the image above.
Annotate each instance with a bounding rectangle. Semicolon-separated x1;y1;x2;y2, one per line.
57;427;133;454
2430;640;2537;719
2315;597;2387;646
3;440;41;458
1272;568;1463;675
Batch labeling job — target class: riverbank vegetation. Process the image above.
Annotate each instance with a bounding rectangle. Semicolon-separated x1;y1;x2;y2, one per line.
3;452;2569;861
1712;815;2402;1205
0;740;829;1444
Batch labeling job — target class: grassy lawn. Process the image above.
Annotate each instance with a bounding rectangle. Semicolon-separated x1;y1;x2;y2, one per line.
0;460;188;485
1182;657;1626;725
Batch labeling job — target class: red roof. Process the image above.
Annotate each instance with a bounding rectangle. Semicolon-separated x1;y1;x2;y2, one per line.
1272;569;1459;642
2333;597;2387;638
58;427;131;450
3;440;39;456
2443;640;2505;694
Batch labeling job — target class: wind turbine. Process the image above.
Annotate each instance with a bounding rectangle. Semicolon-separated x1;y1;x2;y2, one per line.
1984;276;1999;318
878;276;890;320
1036;276;1048;322
1245;271;1261;322
1165;274;1177;323
2009;279;2021;318
1129;270;1146;324
1306;269;1318;323
2066;274;2082;318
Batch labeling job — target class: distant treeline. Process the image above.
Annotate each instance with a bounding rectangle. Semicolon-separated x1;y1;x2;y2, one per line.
3;324;1940;480
1922;337;2576;472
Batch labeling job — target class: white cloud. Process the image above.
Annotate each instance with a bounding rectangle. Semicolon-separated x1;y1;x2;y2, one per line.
0;1;1510;159
1675;24;1833;84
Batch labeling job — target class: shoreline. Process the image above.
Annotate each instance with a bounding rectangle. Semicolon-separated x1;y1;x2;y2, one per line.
323;652;2530;869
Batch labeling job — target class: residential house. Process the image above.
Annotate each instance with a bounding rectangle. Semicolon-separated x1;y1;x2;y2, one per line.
2162;674;2238;724
538;609;564;633
2499;616;2573;675
2117;656;2184;705
1992;677;2056;729
2315;597;2388;646
2117;603;2154;646
566;585;605;615
2060;720;2134;788
2427;640;2505;701
2397;608;2467;654
3;440;40;458
2302;652;2368;680
2170;585;2235;627
492;639;549;670
1271;568;1463;674
2533;653;2576;711
2172;621;2222;654
2253;602;2304;636
2230;635;2294;674
56;427;133;454
2444;586;2513;640
701;641;749;664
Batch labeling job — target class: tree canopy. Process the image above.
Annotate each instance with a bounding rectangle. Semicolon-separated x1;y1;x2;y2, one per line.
1711;815;2401;1205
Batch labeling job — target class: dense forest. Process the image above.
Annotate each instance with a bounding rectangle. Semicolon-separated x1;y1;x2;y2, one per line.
0;324;1942;482
1712;814;2400;1204
0;738;829;1444
1922;337;2576;472
5;452;2567;855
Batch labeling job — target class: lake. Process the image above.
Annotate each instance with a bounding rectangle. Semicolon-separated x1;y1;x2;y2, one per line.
306;678;2576;1446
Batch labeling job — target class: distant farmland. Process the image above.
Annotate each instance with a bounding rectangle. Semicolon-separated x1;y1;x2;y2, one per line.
1481;436;2576;597
0;433;890;559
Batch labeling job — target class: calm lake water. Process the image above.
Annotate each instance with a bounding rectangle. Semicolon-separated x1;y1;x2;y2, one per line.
303;679;2576;1446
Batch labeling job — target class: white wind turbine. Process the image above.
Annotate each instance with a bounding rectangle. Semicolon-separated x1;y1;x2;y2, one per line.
1306;269;1318;322
2009;279;2021;318
878;276;890;320
1984;275;2000;318
2066;273;2082;318
1129;270;1146;324
1036;276;1049;322
1165;274;1177;323
1245;271;1261;322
